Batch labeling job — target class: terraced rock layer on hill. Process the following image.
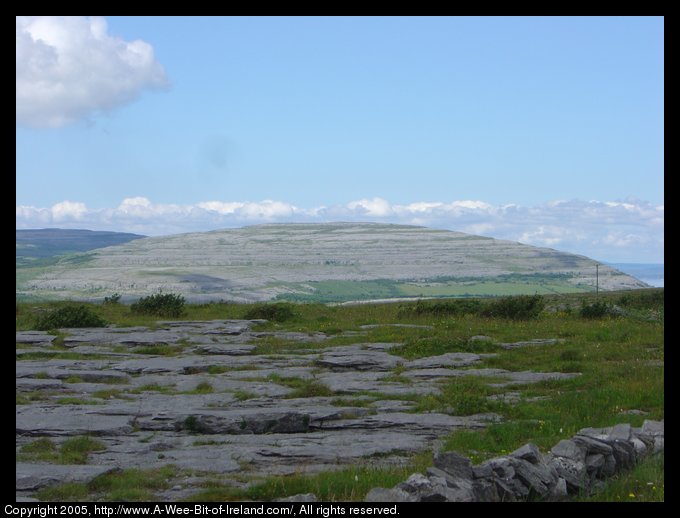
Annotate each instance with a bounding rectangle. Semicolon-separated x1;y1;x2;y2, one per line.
17;223;647;302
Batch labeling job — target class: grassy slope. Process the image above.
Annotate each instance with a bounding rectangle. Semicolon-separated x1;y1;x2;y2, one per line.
18;288;663;502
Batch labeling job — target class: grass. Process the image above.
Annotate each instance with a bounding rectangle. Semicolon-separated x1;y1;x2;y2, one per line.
577;454;664;502
16;288;663;501
233;390;258;401
133;344;185;356
262;374;334;398
187;451;433;502
37;465;178;502
186;381;214;394
413;376;507;415
18;436;106;464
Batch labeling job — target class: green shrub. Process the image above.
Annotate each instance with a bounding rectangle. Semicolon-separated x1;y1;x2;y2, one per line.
617;290;664;309
131;293;185;317
103;293;121;305
400;299;483;317
580;300;613;319
481;295;545;320
244;303;295;322
35;305;107;330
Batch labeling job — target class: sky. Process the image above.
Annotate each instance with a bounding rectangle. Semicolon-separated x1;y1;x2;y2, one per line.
16;16;664;263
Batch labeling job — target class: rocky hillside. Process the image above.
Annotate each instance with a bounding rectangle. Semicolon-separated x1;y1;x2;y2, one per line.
17;223;647;302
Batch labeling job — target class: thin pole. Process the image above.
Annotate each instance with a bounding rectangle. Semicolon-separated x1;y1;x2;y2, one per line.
596;264;599;295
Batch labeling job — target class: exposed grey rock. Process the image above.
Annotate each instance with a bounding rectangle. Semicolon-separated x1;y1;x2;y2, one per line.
254;332;327;343
406;352;482;369
375;418;664;502
472;464;494;479
498;338;563;350
275;493;318;502
472;478;499;502
365;487;416;502
433;451;473;480
16;407;134;437
170;410;311;435
641;419;664;436
426;467;475;500
653;437;664;454
547;477;568;501
16;463;117;490
15;495;40;502
577;426;611;441
510;457;557;498
16;377;64;390
551;439;586;463
608;423;631;441
397;473;462;502
492;478;518;502
511;443;542;464
193;344;256;355
495;371;581;386
602;454;617;477
585;454;605;473
469;335;492;342
315;346;401;371
482;457;515;480
549;456;587;493
610;440;635;471
631;438;647;459
16;331;57;344
573;435;613;455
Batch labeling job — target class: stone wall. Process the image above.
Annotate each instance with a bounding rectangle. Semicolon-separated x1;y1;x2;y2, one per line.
364;420;664;502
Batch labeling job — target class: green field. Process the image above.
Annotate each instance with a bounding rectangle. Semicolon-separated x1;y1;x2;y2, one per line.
274;274;594;303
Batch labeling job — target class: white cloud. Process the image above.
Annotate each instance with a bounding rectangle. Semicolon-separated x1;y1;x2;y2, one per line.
15;197;664;262
346;197;393;217
51;200;88;221
16;16;168;128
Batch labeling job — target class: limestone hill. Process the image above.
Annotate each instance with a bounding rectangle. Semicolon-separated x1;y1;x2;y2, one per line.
16;223;647;302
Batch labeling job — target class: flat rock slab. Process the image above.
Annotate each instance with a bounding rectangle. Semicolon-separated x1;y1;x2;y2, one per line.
193;344;256;355
317;371;439;395
406;353;482;369
16;332;57;344
16;407;133;437
16;463;117;490
314;412;499;433
15;318;588;499
498;339;564;350
16;377;65;390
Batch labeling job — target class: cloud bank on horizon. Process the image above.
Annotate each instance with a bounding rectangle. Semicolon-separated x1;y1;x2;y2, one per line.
16;16;167;128
16;197;664;263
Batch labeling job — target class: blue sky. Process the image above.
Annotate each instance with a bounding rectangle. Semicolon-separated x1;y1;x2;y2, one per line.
16;16;663;263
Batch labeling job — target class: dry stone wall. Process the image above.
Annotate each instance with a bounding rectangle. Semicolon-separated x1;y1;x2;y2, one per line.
365;420;664;502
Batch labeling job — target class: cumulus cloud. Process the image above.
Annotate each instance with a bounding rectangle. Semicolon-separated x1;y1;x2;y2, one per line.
16;16;168;128
15;197;664;262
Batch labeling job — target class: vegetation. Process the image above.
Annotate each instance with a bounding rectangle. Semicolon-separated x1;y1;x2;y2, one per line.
131;293;185;317
243;302;296;322
480;294;545;320
580;300;615;318
16;288;663;502
103;293;121;305
18;436;106;464
37;465;177;502
34;305;107;330
577;454;664;502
